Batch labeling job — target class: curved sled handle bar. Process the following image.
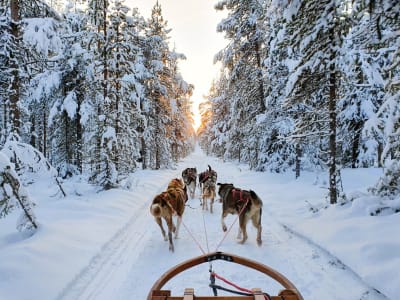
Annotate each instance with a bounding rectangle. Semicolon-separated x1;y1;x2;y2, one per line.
147;251;304;300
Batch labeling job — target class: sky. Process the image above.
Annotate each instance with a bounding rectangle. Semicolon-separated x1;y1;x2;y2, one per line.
1;144;398;300
128;0;227;130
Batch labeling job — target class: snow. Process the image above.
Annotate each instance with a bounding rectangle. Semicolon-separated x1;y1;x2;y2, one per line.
0;146;398;300
23;18;62;56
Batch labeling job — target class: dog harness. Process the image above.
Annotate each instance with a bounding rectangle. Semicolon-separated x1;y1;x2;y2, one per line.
231;188;250;213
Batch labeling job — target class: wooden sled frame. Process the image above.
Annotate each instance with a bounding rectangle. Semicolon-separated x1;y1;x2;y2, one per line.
147;251;304;300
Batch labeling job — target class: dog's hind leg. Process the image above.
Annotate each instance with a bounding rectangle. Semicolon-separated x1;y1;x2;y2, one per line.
251;213;262;246
155;217;167;241
238;215;248;244
166;216;175;252
236;227;242;240
174;216;182;239
168;231;174;252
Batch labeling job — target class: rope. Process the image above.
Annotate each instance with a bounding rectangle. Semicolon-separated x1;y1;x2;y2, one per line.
181;219;207;255
214;197;250;251
165;193;207;255
202;209;210;253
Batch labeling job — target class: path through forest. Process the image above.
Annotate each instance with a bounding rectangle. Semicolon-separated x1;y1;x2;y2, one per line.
56;147;387;300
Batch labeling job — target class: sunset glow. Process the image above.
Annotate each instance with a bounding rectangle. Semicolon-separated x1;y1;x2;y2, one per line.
129;0;226;133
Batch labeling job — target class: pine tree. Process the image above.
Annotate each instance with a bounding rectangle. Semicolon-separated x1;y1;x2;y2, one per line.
213;0;266;165
143;1;174;169
366;0;400;197
256;0;296;173
283;0;348;204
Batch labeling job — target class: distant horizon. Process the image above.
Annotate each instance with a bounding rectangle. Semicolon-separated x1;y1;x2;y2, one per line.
127;0;227;130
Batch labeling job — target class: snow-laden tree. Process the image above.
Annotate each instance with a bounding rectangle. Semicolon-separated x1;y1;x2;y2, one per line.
103;0;141;178
166;52;196;162
0;0;63;150
0;5;14;144
143;1;191;169
282;0;349;204
85;0;119;188
0;0;23;139
0;152;37;232
364;0;400;198
212;0;266;165
254;0;297;173
47;6;93;177
202;73;233;159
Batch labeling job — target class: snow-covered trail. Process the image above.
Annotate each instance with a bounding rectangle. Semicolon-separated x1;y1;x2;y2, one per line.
58;147;387;300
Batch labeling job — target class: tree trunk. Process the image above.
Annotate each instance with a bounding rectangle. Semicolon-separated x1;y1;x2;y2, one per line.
64;111;71;165
76;100;83;173
141;136;147;170
10;0;20;135
351;125;361;168
254;40;265;112
43;108;47;158
295;144;301;179
328;27;337;205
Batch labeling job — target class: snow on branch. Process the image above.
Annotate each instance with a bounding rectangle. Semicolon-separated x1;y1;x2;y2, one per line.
0;152;38;232
1;140;66;197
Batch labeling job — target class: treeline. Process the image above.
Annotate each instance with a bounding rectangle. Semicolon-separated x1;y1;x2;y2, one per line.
198;0;400;202
0;0;195;189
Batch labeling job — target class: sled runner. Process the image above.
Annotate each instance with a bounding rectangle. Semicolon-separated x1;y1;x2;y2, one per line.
147;251;304;300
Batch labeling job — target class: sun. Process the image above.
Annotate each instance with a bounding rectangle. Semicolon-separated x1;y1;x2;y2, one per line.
192;103;202;132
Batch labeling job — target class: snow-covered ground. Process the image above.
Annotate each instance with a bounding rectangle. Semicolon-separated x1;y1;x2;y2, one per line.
0;146;398;300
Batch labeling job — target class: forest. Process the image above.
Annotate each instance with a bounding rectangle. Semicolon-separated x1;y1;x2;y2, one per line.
1;0;399;231
197;0;400;205
0;0;196;190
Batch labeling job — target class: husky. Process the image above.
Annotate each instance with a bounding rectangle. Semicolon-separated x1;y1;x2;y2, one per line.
150;182;187;252
217;183;263;245
182;167;197;199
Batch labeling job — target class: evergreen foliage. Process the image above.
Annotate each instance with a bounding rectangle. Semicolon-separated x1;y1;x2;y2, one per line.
0;0;195;192
200;0;400;200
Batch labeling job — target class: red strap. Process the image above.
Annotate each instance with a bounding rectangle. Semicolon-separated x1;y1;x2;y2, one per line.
211;272;271;300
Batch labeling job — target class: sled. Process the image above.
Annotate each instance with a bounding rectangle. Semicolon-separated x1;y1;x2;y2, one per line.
147;251;304;300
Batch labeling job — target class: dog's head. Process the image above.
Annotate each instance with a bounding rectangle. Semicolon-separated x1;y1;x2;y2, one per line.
168;178;184;190
217;183;234;202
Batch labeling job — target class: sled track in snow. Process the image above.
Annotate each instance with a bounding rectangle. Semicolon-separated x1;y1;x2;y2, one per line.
54;180;167;300
55;201;151;300
274;222;389;300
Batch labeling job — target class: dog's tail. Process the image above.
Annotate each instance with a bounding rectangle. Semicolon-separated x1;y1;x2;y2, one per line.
150;203;162;218
250;190;263;208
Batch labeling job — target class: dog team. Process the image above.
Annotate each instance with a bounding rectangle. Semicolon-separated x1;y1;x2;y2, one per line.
150;165;263;252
